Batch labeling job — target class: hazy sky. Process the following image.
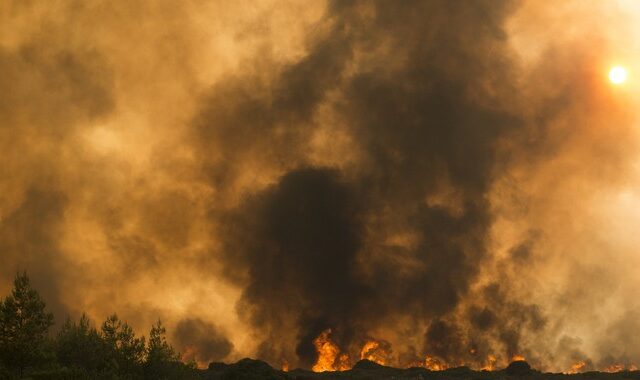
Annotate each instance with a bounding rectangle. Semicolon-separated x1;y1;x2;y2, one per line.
2;0;640;371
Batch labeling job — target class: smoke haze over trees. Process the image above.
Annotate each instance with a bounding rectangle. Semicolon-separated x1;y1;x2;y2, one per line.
0;273;196;379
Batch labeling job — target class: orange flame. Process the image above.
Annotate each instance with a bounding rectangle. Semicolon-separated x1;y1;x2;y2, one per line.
281;359;290;372
565;361;586;374
604;363;625;373
423;355;449;371
512;354;526;362
338;353;351;371
481;355;497;371
359;339;389;365
311;329;350;372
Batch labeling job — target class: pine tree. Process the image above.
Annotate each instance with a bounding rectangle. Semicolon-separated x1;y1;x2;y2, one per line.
145;319;180;379
101;313;145;376
55;314;109;373
0;272;54;377
147;319;178;363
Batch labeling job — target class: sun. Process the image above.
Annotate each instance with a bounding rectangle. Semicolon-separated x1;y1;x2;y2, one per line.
609;66;628;85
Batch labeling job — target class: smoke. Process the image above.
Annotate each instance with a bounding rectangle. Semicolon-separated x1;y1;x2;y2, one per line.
2;0;640;372
204;0;526;368
173;319;234;365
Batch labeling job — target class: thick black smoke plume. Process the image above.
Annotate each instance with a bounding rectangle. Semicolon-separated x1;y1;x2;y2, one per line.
198;0;552;368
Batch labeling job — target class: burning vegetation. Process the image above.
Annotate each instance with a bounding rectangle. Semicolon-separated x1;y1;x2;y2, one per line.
303;330;639;375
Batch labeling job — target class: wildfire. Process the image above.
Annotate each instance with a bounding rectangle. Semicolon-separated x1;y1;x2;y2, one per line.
566;361;586;374
281;359;290;372
423;356;449;371
180;346;199;367
481;355;497;371
604;363;627;373
308;332;639;373
337;354;351;371
605;363;638;372
359;339;389;365
312;329;351;372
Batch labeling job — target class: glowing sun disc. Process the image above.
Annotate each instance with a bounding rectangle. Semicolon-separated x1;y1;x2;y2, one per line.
609;66;628;84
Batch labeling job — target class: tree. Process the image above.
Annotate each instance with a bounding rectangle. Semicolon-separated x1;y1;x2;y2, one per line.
0;272;54;377
55;314;110;373
101;314;145;376
144;319;181;379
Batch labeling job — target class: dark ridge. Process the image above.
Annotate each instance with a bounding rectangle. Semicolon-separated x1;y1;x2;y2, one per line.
204;358;285;380
444;366;474;375
506;360;533;376
200;359;640;380
352;359;388;370
207;362;229;371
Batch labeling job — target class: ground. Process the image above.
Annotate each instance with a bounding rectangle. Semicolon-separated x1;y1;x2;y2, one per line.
202;359;640;380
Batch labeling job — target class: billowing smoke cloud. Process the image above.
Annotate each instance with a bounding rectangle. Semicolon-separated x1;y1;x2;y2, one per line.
2;0;640;372
173;319;234;365
220;168;364;366
201;0;541;368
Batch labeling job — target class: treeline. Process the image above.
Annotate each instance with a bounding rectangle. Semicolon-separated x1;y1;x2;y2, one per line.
0;272;199;380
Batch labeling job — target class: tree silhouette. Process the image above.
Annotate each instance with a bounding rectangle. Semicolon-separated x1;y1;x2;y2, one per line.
145;319;182;379
101;313;146;376
55;314;109;374
0;272;54;377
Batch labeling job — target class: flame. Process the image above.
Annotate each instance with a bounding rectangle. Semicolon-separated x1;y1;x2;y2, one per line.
423;355;449;371
359;339;389;365
604;364;625;373
180;345;206;368
306;333;637;373
338;353;351;371
481;355;497;371
281;359;290;372
566;361;586;374
311;329;350;372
